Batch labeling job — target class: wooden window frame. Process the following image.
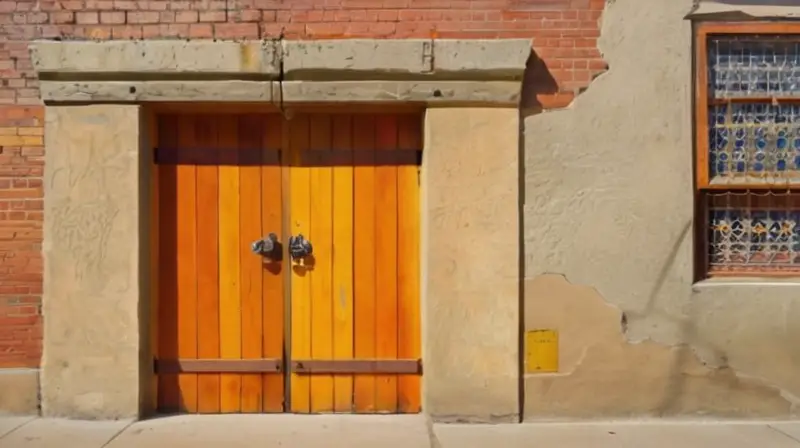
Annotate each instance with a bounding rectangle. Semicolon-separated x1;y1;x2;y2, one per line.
695;22;800;279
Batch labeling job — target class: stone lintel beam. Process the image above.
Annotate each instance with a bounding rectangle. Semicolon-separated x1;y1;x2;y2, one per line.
30;41;282;78
30;39;532;82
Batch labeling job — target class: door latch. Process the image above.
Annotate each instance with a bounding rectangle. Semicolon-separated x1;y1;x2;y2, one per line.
288;234;313;261
251;233;281;261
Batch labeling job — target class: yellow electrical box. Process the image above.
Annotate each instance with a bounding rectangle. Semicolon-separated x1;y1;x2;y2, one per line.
525;329;559;373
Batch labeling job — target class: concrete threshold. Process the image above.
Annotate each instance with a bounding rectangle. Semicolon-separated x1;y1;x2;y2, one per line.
2;415;800;448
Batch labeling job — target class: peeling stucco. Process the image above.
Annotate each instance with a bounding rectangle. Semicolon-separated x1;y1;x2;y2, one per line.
523;0;800;419
524;275;795;419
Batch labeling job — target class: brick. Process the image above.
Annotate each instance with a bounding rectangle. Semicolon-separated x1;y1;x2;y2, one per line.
111;25;143;38
100;11;125;24
0;136;41;146
76;11;99;24
188;23;213;37
127;11;159;23
213;22;258;38
198;10;225;22
175;10;198;23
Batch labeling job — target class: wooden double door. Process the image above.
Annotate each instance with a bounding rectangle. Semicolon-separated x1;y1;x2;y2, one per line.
152;110;422;414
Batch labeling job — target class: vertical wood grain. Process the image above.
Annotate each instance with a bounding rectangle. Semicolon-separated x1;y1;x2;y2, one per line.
239;115;265;413
332;115;354;413
262;115;285;412
176;115;199;413
374;115;399;413
397;114;422;413
353;115;377;413
195;116;221;413
290;115;312;413
218;115;242;413
309;114;335;413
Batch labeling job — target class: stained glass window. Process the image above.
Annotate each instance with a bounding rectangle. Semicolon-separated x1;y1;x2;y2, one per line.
709;37;800;99
709;104;800;179
708;192;800;273
708;37;800;181
700;31;800;276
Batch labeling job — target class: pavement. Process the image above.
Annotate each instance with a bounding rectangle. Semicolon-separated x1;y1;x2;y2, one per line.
3;415;800;447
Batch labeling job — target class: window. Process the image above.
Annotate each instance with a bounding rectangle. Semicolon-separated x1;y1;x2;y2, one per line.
696;23;800;278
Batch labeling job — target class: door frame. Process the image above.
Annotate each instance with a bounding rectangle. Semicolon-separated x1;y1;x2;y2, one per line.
148;103;426;413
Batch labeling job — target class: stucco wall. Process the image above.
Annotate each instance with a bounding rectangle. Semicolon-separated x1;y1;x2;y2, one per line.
423;108;520;423
41;105;148;419
523;0;800;419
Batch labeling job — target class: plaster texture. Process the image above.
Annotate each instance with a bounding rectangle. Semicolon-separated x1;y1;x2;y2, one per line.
523;0;800;419
423;108;520;423
41;105;148;419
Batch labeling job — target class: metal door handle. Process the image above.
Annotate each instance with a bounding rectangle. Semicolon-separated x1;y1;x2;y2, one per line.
251;233;281;261
288;234;313;261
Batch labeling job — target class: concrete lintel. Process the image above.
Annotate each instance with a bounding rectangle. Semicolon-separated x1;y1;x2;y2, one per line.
39;80;520;105
31;40;281;78
685;1;800;20
30;39;531;82
39;80;275;103
281;39;531;80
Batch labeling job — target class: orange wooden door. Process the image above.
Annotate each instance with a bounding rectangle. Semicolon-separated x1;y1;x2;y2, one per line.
154;113;285;414
287;113;422;414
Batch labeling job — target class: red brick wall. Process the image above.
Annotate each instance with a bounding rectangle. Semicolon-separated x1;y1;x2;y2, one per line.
0;0;605;368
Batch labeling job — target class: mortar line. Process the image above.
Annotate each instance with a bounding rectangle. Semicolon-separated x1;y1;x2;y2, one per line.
768;424;800;446
100;419;136;448
0;416;36;441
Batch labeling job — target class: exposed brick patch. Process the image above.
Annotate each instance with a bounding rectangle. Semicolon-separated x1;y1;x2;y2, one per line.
0;105;43;368
0;0;607;368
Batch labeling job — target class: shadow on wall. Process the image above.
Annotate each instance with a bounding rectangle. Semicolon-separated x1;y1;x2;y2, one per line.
519;54;561;114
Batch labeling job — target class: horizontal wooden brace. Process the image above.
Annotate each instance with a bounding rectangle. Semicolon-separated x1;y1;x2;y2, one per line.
154;147;281;166
154;358;283;374
290;359;422;374
154;147;423;167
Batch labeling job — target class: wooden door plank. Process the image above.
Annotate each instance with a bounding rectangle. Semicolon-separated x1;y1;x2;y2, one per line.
262;116;285;413
397;115;422;413
239;115;265;413
238;114;264;413
353;115;377;413
290;115;312;413
332;115;354;413
218;115;242;413
374;115;399;413
176;115;199;413
309;114;334;413
157;114;180;412
195;116;221;414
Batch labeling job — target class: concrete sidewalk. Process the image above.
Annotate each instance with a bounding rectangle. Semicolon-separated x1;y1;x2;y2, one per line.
3;415;800;448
